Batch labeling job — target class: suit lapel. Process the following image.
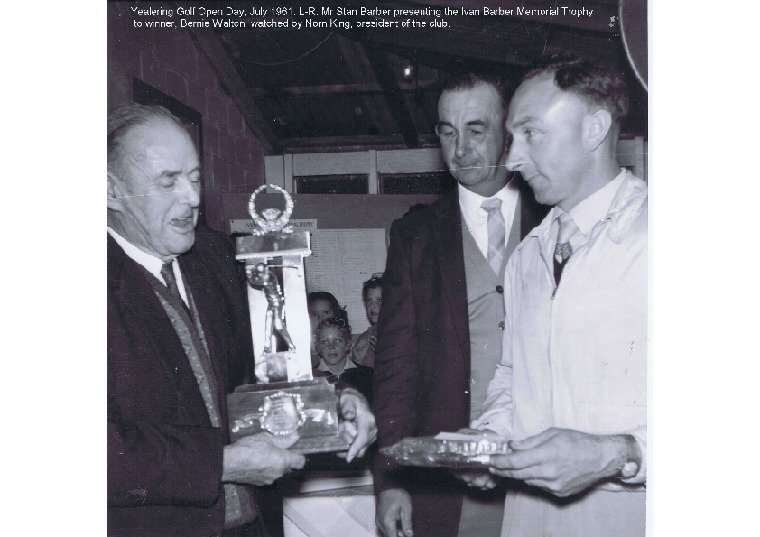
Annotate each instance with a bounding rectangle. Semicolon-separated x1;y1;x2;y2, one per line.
176;246;227;405
108;237;193;395
431;190;470;363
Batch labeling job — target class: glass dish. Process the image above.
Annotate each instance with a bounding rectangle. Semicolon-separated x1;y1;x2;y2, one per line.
379;435;511;468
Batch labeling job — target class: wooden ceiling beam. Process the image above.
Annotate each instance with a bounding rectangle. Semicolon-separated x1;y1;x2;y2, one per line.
330;35;399;139
250;79;441;98
362;44;420;148
281;134;440;153
182;24;281;153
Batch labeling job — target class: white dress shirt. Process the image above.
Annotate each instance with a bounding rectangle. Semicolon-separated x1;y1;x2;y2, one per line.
458;179;520;259
107;227;189;306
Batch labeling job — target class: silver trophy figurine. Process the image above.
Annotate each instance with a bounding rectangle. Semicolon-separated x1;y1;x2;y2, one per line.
226;185;350;453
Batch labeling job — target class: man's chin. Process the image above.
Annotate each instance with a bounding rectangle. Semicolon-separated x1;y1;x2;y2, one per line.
166;231;196;256
454;171;482;184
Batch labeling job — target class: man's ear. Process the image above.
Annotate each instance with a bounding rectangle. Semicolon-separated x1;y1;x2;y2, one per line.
583;108;613;151
107;171;124;212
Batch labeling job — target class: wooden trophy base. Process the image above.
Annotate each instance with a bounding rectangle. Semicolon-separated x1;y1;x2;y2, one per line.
227;378;351;454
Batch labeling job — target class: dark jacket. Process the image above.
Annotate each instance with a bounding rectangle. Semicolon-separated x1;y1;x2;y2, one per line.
314;363;375;405
107;228;253;536
372;181;547;537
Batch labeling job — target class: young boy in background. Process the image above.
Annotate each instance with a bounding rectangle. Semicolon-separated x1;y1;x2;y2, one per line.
314;317;374;404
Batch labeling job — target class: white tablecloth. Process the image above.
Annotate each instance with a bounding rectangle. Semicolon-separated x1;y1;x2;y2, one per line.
282;472;379;537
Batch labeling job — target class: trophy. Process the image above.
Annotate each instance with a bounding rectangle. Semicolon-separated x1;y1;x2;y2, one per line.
227;185;351;453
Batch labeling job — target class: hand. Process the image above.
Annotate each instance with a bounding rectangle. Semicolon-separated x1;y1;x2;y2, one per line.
455;470;499;490
337;389;377;462
222;432;305;486
449;428;501;489
369;335;377;352
351;333;371;363
456;427;500;437
376;488;413;537
488;428;634;497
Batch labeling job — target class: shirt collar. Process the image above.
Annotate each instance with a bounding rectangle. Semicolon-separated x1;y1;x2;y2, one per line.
316;358;357;376
108;227;169;282
551;169;627;236
457;179;519;222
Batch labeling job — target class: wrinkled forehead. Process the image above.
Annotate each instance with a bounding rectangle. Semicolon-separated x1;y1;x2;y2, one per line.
438;83;505;121
507;75;587;127
122;119;197;164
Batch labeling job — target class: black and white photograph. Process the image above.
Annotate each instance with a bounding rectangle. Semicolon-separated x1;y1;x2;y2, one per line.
104;1;654;536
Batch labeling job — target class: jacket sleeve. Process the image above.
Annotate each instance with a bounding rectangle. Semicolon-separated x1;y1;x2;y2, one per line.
107;319;225;507
372;219;422;493
107;416;224;507
107;242;228;508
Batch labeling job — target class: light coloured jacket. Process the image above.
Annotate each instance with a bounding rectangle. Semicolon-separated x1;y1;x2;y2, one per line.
474;170;648;486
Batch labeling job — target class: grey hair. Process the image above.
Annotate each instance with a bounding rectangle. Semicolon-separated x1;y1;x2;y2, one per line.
107;103;187;173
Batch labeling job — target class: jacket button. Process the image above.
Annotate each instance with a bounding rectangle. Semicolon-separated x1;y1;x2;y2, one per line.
499;321;505;330
496;285;504;293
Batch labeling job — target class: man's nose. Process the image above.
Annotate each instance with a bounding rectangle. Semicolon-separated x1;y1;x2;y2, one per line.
505;138;525;172
177;176;201;206
455;133;471;158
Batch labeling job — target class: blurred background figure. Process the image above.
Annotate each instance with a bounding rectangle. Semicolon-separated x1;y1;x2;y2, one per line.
313;317;374;404
351;273;383;368
307;291;345;368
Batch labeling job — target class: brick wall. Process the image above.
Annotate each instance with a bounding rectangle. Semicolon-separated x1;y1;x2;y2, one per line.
107;2;268;232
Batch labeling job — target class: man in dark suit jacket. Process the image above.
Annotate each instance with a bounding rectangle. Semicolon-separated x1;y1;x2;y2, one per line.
374;74;548;537
107;104;376;536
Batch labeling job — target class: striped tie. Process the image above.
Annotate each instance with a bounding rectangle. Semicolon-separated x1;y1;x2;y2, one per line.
482;198;506;275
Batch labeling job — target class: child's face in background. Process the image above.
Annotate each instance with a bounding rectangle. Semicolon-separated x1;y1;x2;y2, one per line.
309;299;336;325
363;287;382;326
316;326;350;367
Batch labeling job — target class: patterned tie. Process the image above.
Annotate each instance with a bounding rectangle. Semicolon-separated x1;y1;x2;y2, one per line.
553;212;578;285
482;198;506;275
159;260;254;527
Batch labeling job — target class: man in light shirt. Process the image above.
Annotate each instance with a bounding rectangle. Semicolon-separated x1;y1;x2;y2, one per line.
373;73;547;537
472;54;647;537
107;104;376;536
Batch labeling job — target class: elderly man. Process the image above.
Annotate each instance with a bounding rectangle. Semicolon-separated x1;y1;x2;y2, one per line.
107;104;375;536
373;73;547;537
471;54;647;537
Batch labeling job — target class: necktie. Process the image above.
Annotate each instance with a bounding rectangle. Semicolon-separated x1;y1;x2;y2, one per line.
161;261;187;310
553;212;578;285
159;261;254;525
482;198;506;275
